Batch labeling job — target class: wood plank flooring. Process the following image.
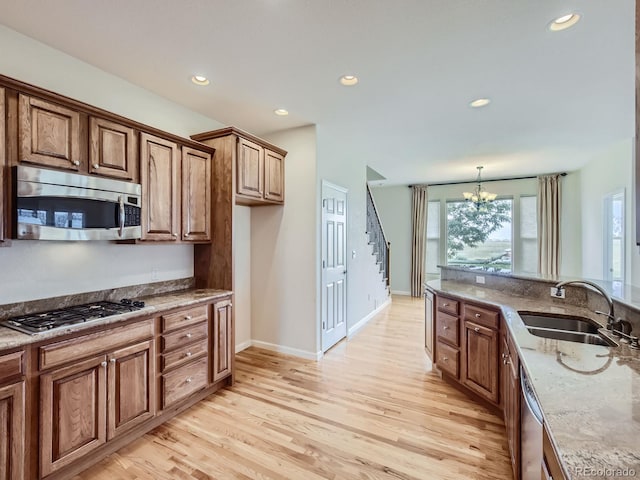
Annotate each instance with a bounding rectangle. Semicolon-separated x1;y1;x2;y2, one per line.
74;295;513;480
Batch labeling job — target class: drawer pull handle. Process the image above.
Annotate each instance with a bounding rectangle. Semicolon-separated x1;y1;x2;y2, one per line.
442;303;449;307
185;315;192;320
186;333;192;339
474;327;480;333
186;377;192;383
101;361;107;367
186;351;192;357
475;313;481;318
443;325;449;330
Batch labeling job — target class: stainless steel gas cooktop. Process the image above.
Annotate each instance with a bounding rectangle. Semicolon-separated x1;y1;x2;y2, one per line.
1;299;146;335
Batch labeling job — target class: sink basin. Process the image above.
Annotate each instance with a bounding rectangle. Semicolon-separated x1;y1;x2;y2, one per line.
518;312;615;347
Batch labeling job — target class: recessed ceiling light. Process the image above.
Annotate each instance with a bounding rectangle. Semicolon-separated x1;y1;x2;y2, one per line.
469;98;491;108
549;13;580;31
274;109;289;116
340;75;359;86
191;75;210;86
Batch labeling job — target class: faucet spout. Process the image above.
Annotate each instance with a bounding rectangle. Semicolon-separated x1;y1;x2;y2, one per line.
554;280;615;327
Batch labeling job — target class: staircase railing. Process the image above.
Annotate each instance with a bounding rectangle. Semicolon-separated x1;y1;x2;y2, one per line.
366;184;390;287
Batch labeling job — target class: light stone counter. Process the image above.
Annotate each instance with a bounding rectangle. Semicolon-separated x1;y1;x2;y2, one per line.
426;279;640;480
0;288;232;350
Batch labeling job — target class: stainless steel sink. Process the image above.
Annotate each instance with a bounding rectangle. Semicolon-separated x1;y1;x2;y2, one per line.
518;312;615;347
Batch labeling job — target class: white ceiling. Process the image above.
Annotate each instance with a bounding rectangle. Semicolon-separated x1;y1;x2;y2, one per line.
0;0;634;185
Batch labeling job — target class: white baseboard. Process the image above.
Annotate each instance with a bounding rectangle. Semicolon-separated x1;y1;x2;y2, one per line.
348;297;392;338
235;340;252;354
390;290;411;296
250;340;322;360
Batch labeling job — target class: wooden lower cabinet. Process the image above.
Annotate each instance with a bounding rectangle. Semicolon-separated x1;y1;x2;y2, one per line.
0;380;25;480
461;320;499;403
211;299;233;383
40;355;107;477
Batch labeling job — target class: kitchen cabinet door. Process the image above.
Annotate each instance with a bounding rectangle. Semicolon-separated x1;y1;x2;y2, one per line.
264;148;285;203
0;381;24;480
107;340;156;440
0;87;5;244
19;94;82;171
237;137;264;199
181;146;211;242
40;355;107;477
89;116;137;181
502;334;520;479
140;132;180;241
211;299;233;383
462;320;499;403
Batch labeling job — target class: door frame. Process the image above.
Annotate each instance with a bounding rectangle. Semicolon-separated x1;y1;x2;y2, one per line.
320;180;349;353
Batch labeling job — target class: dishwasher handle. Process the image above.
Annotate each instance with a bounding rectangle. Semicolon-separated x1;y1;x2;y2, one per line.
520;366;544;424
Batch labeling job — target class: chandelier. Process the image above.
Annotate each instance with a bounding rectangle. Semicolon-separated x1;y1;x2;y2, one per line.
463;166;497;209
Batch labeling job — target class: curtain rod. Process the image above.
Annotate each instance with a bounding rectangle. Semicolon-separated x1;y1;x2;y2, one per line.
408;172;567;188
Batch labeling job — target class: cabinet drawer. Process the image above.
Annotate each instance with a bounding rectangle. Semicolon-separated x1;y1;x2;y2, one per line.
39;319;154;370
162;305;209;333
436;341;459;378
162;356;208;408
436;311;459;346
0;350;24;381
161;322;208;352
161;339;208;372
437;296;459;316
464;303;499;330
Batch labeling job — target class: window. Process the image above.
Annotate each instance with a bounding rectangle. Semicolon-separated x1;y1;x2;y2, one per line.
604;189;624;291
446;199;513;272
519;196;538;273
426;201;440;274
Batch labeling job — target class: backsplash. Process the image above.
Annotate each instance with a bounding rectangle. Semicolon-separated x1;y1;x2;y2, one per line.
0;277;194;320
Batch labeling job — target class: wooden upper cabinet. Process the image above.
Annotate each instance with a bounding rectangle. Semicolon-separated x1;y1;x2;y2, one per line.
0;381;25;480
140;132;180;241
18;94;82;171
182;147;211;242
264;149;285;202
0;87;5;245
191;126;287;206
89;116;137;181
237;137;264;199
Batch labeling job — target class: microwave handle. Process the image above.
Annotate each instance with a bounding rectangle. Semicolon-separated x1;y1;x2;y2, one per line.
118;196;125;237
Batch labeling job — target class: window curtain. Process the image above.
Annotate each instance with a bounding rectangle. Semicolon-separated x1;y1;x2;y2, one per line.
537;174;562;276
411;186;428;296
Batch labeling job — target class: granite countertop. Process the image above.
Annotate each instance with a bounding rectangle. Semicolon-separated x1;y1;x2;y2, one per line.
426;279;640;480
0;288;232;350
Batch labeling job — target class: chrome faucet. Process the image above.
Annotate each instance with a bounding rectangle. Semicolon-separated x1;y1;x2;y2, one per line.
554;280;615;327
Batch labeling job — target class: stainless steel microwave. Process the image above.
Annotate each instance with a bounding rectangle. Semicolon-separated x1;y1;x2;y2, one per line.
14;166;142;241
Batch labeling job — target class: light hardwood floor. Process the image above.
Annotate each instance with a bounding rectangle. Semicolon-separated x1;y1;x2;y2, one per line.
75;295;513;480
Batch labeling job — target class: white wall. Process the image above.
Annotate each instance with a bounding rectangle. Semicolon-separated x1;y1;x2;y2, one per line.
234;206;252;351
0;25;224;303
251;125;318;358
370;173;584;286
370;185;411;294
579;139;637;285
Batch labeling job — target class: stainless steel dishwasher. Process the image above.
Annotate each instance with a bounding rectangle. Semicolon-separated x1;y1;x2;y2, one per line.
521;366;543;480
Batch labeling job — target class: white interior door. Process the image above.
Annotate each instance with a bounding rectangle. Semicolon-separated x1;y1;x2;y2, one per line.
321;181;348;352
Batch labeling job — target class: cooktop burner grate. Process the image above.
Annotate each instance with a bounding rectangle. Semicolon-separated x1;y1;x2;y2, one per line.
1;299;146;335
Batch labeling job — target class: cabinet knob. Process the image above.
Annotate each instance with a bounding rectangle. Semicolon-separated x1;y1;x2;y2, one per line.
185;315;192;320
101;361;107;367
93;163;100;169
172;233;178;237
442;357;448;362
443;325;449;330
442;303;449;307
186;333;192;339
475;313;481;318
186;351;192;357
72;160;80;166
501;353;507;359
186;377;192;383
110;358;116;363
474;327;480;333
503;359;510;365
